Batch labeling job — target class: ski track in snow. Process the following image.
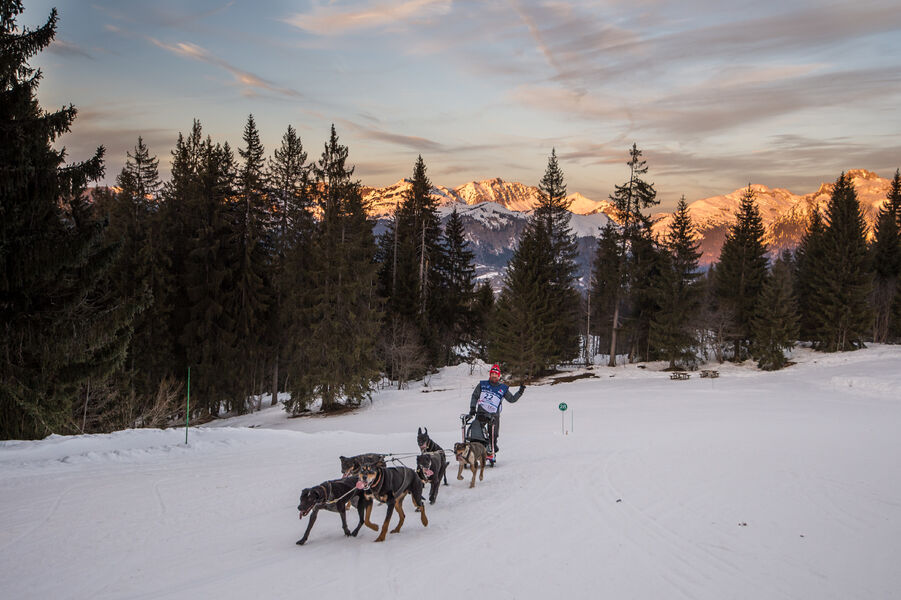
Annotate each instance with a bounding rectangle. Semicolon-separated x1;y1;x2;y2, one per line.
2;347;901;599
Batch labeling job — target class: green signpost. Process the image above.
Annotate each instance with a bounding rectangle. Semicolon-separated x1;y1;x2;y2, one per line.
558;402;567;434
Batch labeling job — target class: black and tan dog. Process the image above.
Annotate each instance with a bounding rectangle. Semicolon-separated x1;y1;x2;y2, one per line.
338;453;385;533
296;477;368;545
416;427;449;485
358;464;428;542
339;453;386;477
453;441;487;489
415;451;448;505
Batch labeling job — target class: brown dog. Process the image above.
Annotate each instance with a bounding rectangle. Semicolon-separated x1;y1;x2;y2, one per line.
453;441;486;488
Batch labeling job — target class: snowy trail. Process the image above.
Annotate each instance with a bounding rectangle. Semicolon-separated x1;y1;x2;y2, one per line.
2;348;901;599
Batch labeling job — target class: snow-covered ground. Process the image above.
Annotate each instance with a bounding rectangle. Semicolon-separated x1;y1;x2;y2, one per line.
2;347;901;600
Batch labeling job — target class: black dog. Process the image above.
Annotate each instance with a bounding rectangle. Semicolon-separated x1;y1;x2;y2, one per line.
415;451;448;505
339;453;386;477
338;454;386;532
358;464;428;542
416;427;449;486
296;477;368;545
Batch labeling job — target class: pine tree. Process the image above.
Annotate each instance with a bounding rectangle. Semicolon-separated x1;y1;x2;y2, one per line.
795;206;826;342
628;222;666;361
437;207;476;360
809;173;872;351
377;156;447;369
870;170;901;343
288;126;381;412
490;219;557;380
223;114;271;409
0;2;133;438
156;121;205;389
714;185;769;360
180;136;241;415
470;280;495;361
94;138;161;406
604;144;659;365
751;252;799;370
590;222;625;361
651;197;702;368
267;125;310;406
534;149;581;363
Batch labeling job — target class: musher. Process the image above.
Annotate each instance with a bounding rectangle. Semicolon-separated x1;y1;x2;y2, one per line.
468;363;525;454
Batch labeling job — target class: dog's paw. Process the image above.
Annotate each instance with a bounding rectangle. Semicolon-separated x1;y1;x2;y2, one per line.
296;539;307;545
457;475;464;480
429;499;435;505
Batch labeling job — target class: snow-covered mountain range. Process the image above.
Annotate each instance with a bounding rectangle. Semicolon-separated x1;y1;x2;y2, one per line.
651;169;893;265
361;176;615;220
364;169;895;282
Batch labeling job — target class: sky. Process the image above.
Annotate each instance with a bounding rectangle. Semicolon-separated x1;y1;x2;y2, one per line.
23;0;901;211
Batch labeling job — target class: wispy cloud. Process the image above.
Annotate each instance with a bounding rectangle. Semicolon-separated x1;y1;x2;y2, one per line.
48;39;95;60
149;38;302;99
338;118;446;153
284;0;452;35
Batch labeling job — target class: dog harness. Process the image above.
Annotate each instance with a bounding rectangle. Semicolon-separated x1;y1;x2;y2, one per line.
476;381;509;414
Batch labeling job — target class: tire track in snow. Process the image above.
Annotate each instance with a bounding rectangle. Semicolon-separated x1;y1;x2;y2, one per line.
0;482;77;553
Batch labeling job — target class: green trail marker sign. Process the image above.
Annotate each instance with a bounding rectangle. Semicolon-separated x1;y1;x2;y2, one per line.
558;402;569;434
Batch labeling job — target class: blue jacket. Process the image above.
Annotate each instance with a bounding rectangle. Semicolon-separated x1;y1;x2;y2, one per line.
470;380;524;415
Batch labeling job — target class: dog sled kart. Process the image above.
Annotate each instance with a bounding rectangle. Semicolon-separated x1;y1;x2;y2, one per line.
460;412;497;467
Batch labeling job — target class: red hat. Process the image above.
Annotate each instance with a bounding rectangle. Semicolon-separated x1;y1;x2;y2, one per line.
489;364;501;377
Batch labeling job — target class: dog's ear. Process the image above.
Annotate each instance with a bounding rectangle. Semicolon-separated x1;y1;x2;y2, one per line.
424;427;428;435
418;427;422;435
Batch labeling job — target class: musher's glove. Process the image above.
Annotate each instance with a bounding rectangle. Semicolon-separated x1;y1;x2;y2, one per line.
518;385;526;394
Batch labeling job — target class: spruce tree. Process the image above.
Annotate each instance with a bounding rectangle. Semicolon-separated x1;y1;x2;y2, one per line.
590;222;625;361
180;136;241;415
714;186;769;360
490;219;557;380
470;280;495;361
94;138;161;406
267;125;310;405
809;173;872;351
604;144;659;365
224;114;271;409
795;207;826;342
0;2;133;438
377;156;446;369
437;207;476;360
651;197;702;368
751;253;799;370
870;170;901;342
156;121;204;390
158;122;243;417
534;149;581;363
288;126;381;412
